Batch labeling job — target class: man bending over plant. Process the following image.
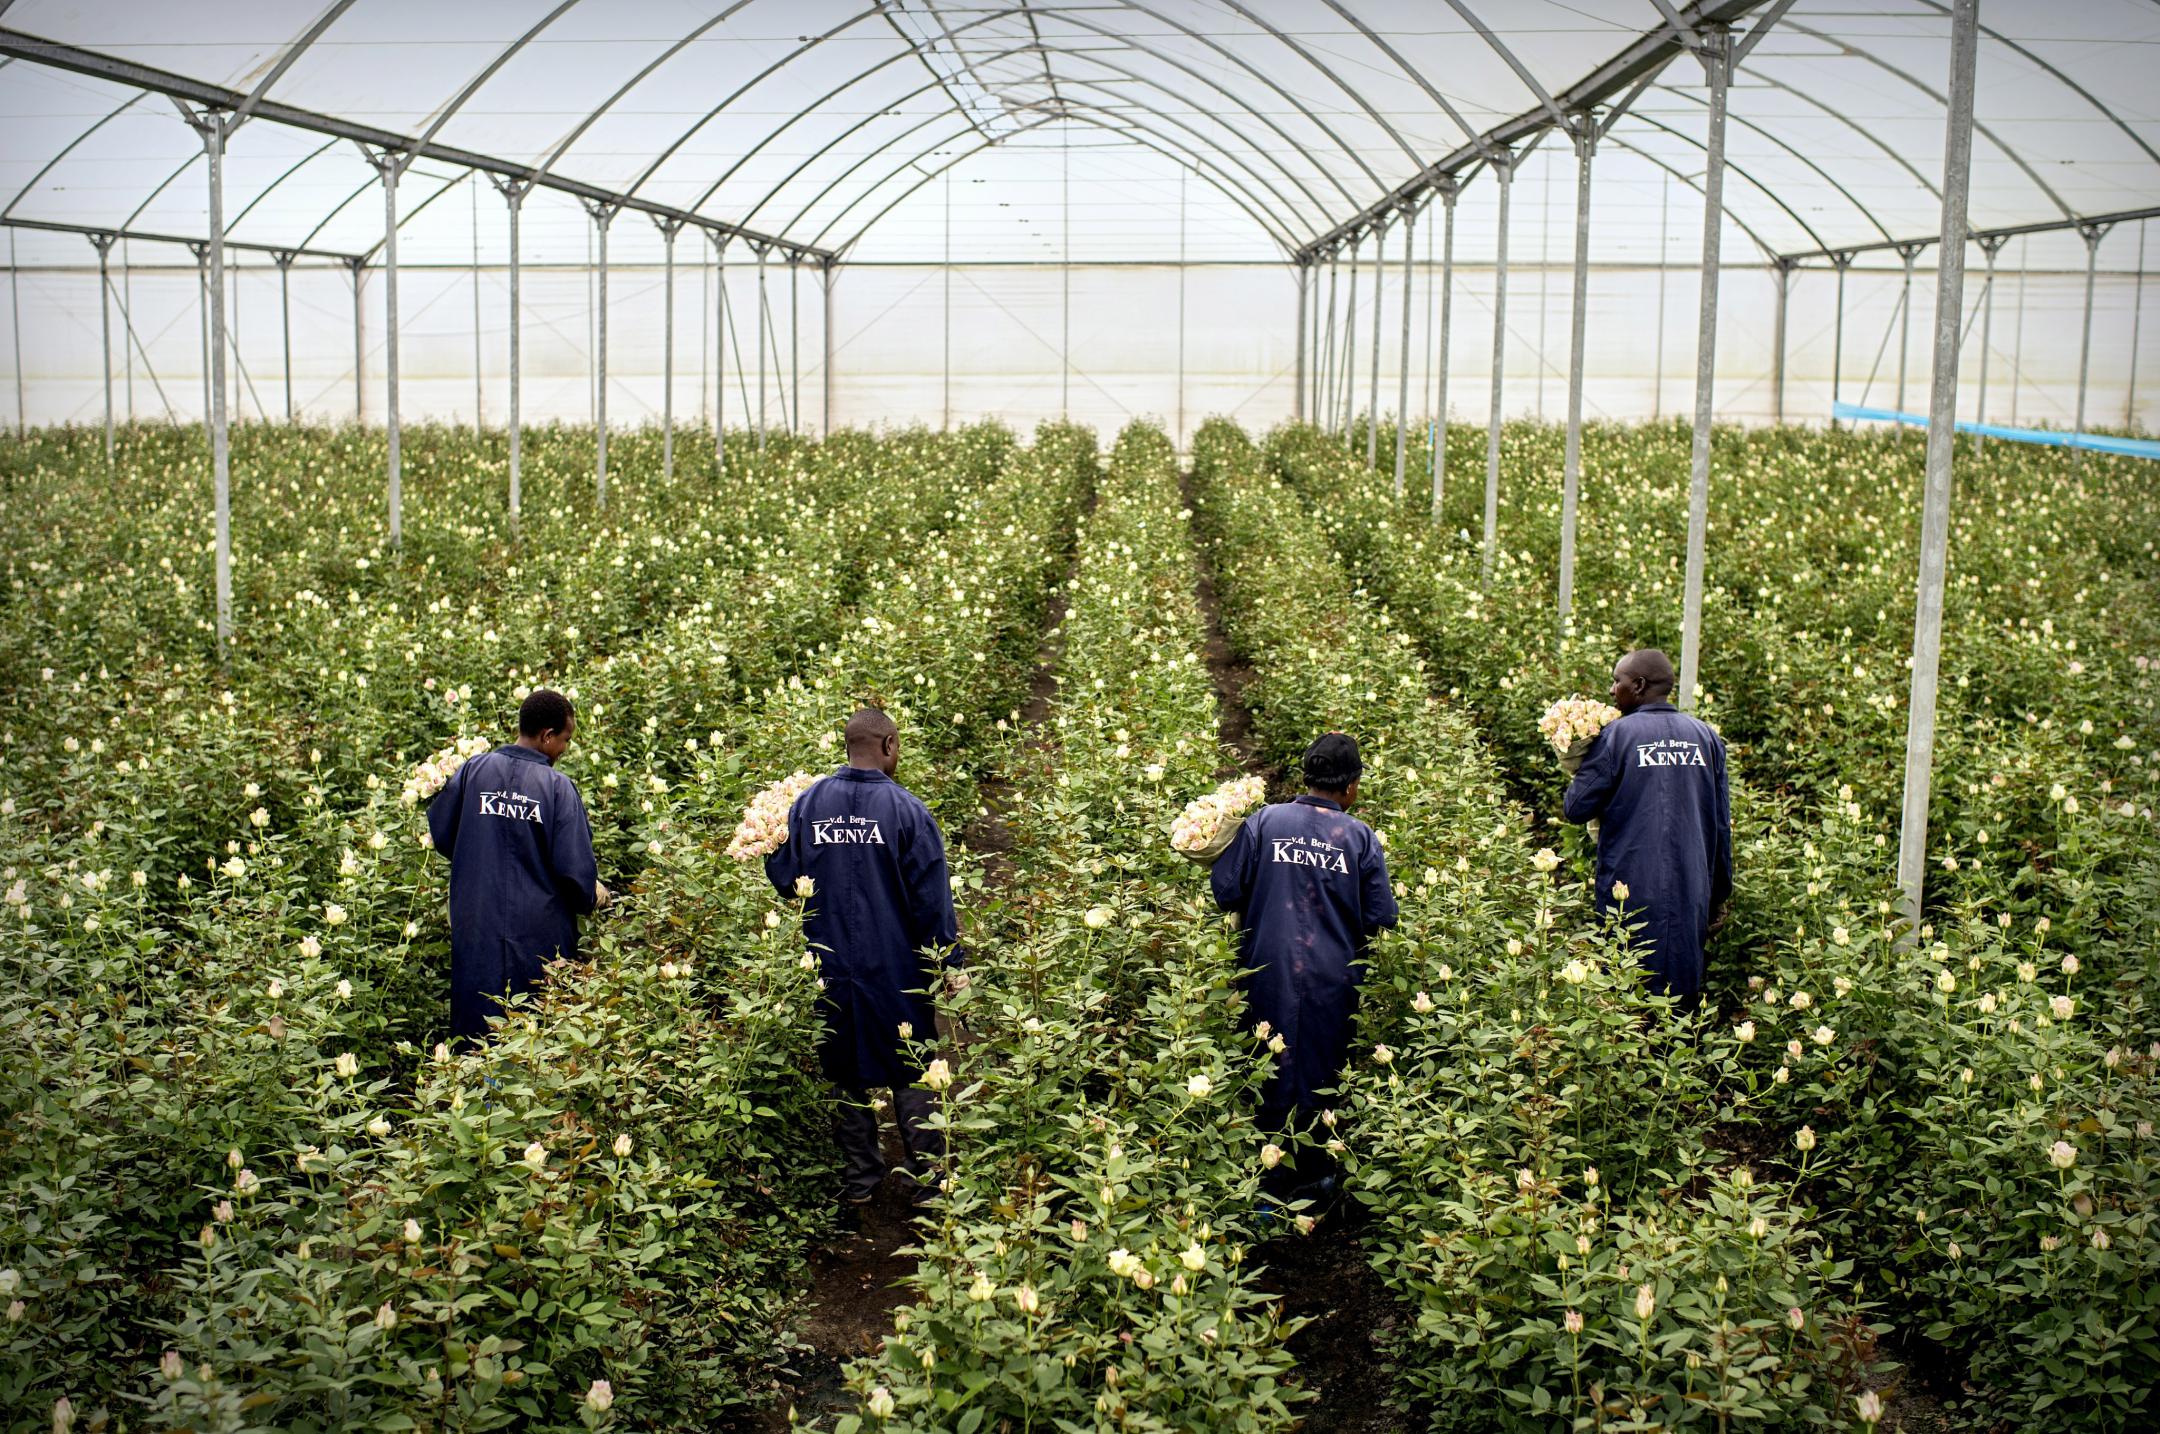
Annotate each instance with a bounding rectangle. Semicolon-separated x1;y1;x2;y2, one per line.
1562;648;1732;1004
1211;733;1398;1204
427;687;611;1044
766;707;964;1226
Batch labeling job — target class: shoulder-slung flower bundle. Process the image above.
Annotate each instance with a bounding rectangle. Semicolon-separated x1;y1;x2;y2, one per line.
1170;773;1268;863
1538;696;1623;758
726;770;823;861
401;734;494;805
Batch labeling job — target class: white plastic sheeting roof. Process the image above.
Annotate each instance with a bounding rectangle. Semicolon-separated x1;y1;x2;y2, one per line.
1;0;2155;270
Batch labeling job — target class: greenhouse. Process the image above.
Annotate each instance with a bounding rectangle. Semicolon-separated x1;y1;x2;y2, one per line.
1;1;2155;1430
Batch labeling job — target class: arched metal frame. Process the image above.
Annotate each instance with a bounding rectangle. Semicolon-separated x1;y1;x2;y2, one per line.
0;1;2152;302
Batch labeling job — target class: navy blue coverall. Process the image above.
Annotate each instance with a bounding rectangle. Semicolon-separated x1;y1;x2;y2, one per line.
1562;702;1733;998
1211;796;1399;1139
427;744;599;1041
765;765;960;1204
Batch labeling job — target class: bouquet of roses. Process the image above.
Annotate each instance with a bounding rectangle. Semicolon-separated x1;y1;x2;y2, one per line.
1538;696;1622;776
401;734;494;805
1170;774;1268;867
726;770;823;861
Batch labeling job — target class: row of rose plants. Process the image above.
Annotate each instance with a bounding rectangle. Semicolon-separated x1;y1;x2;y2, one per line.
1191;418;1882;1429
1275;420;2158;1430
817;422;1308;1433
0;424;1079;1430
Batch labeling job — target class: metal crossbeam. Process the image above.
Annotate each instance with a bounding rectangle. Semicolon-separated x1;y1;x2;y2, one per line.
1297;0;1762;260
0;214;361;263
0;27;830;261
1780;204;2160;264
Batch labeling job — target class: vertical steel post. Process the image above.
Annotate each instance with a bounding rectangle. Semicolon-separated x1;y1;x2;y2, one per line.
2129;222;2145;430
359;147;407;546
8;229;22;436
1896;0;1980;932
470;179;483;429
123;239;135;420
495;180;529;527
755;242;769;453
1343;234;1360;450
942;172;951;431
1771;257;1791;424
657;216;681;479
587;200;617;506
1481;151;1514;593
1177;165;1187;450
2072;220;2110;467
711;231;728;475
1894;242;1923;429
1433;185;1456;522
1313;251;1330;431
1830;252;1851;428
273;251;295;423
1394;203;1415;496
1558;122;1595;651
1294;260;1308;424
822;259;836;436
1974;234;2006;448
789;253;801;437
194;244;211;443
346;256;365;422
1676;26;1730;711
1367;219;1385;469
90;232;115;465
188;115;234;653
1062;123;1070;419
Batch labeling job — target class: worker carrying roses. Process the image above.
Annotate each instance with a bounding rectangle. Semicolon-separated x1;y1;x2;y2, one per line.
1211;733;1398;1202
426;688;610;1044
1562;648;1733;1003
765;707;963;1223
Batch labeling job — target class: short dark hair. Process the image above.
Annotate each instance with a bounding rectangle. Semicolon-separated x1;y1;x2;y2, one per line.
1619;648;1677;698
1303;732;1362;791
519;688;575;738
844;707;896;751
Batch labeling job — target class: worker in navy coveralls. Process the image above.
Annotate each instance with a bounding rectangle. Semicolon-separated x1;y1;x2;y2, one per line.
766;708;964;1220
1563;649;1733;1003
427;689;610;1044
1212;733;1398;1200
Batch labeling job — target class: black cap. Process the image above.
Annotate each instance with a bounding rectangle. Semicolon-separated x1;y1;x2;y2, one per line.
1302;732;1362;790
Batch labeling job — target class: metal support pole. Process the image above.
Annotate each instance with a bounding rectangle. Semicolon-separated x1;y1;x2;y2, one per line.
1343;235;1360;449
194;244;211;443
8;229;20;436
2130;222;2146;430
1896;0;1980;932
1434;186;1456;523
186;114;234;653
789;253;801;437
1676;27;1730;711
822;259;836;437
1895;242;1923;429
1558;122;1595;650
586;200;618;506
2072;220;2111;467
492;178;530;527
1313;249;1330;427
1177;165;1187;450
123;239;135;421
1394;203;1415;496
1294;260;1308;424
711;231;729;475
90;232;115;465
1771;257;1792;424
942;171;951;432
1974;234;2007;448
657;216;682;479
273;250;295;423
755;243;769;454
1481;152;1514;592
1367;220;1385;469
1830;252;1851;428
358;145;408;545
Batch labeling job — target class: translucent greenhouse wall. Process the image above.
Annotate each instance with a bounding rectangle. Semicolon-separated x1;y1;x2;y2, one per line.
5;254;2152;441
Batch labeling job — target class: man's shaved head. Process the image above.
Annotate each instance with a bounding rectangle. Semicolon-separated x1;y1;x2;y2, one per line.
844;707;901;775
1611;648;1676;711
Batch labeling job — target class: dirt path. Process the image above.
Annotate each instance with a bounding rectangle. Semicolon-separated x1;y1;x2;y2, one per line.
1181;468;1410;1432
746;499;1089;1432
